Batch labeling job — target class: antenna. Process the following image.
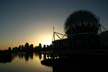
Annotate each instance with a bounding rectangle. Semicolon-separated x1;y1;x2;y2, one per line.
52;26;55;41
53;26;55;33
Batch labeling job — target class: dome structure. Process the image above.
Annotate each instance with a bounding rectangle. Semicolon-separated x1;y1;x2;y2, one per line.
64;10;100;37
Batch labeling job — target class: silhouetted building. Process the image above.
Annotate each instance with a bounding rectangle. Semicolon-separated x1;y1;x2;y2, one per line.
52;39;69;49
64;10;100;37
100;31;108;48
52;10;101;51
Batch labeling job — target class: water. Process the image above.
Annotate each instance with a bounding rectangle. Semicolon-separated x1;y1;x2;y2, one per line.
0;51;106;72
0;51;86;72
0;53;52;72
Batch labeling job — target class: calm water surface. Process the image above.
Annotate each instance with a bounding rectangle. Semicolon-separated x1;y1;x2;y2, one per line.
0;53;52;72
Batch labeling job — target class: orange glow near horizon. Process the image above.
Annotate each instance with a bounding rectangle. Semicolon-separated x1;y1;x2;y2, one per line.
41;38;52;45
34;33;52;46
0;20;64;50
0;33;53;50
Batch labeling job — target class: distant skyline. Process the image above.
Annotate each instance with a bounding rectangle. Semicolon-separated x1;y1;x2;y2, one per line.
0;0;108;49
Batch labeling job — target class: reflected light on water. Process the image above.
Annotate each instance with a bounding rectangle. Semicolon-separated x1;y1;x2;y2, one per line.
40;53;60;60
0;53;52;72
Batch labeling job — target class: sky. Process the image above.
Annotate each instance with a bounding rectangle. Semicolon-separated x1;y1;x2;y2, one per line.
0;0;108;49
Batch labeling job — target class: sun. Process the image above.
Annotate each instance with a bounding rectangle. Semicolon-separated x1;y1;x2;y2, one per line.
42;39;52;45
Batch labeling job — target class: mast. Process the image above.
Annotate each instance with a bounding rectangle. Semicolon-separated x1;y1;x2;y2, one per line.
52;26;55;41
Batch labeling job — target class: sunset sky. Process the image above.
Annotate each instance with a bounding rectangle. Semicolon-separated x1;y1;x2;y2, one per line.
0;0;108;49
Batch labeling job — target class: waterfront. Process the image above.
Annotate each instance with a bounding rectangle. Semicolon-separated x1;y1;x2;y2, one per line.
0;53;52;72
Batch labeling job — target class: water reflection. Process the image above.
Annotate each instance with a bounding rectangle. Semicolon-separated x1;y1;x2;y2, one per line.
0;52;34;63
0;51;79;72
15;52;33;61
0;51;107;72
0;52;52;72
39;53;60;61
0;50;15;63
40;53;80;72
0;51;77;72
1;51;101;72
40;52;108;72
